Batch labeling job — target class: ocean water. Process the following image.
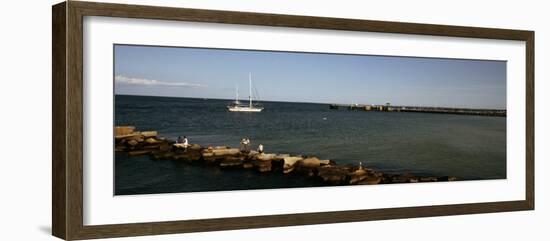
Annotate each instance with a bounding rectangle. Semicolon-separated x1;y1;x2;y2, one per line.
114;95;506;195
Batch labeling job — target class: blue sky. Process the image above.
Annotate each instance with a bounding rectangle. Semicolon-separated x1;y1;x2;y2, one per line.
114;44;506;109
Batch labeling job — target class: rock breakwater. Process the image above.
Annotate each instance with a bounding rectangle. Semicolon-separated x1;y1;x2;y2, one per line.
115;126;458;187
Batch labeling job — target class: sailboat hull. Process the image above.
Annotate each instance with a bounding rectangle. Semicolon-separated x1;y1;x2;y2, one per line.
227;106;263;112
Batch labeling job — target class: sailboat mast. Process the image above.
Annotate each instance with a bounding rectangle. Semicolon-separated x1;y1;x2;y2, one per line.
249;72;252;108
236;84;239;103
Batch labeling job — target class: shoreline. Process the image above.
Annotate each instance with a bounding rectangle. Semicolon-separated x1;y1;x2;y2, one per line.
115;126;458;188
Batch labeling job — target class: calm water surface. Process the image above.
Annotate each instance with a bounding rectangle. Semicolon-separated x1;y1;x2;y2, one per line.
115;95;506;195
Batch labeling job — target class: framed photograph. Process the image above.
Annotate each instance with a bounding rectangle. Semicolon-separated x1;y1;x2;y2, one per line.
52;1;534;240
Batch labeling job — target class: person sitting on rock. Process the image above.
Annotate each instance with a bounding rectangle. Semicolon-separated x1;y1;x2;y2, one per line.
258;144;264;154
174;136;189;151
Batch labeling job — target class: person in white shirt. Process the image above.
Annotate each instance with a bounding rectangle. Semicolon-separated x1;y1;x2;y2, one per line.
174;135;189;151
244;138;250;152
182;136;189;149
240;138;246;152
258;144;264;154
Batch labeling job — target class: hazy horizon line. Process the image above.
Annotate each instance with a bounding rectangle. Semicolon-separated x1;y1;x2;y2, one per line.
114;94;506;110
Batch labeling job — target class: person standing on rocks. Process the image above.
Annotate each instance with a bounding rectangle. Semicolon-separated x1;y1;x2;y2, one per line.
182;136;189;151
243;138;251;153
258;144;264;154
240;138;246;152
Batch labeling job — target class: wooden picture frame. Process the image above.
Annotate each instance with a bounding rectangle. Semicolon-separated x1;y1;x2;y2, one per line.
52;1;534;240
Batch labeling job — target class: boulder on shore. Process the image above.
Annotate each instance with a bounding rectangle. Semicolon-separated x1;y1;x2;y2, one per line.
141;131;158;138
297;157;324;168
145;137;160;144
252;155;274;173
116;133;143;142
173;150;202;162
115;126;135;136
319;159;331;165
357;176;382;185
318;166;349;185
390;174;418;183
158;142;171;152
283;156;303;174
256;153;277;162
188;144;202;151
348;168;368;184
257;162;272;172
201;148;242;163
212;148;241;157
127;139;139;147
220;156;244;168
201;151;216;162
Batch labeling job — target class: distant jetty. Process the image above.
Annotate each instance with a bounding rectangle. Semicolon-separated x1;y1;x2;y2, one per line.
115;126;458;186
329;103;506;117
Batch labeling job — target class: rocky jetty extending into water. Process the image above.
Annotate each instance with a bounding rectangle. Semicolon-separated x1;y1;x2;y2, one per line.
115;126;458;186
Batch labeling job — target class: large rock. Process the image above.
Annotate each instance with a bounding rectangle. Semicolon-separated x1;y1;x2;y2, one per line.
173;150;202;162
283;156;303;174
188;144;202;151
318;166;349;185
141;131;158;138
292;157;329;177
119;134;144;143
357;176;382;185
145;138;160;144
252;155;274;172
115;126;135;136
256;153;277;162
127;139;139;147
158;142;171;152
319;159;331;165
201;151;217;162
212;148;241;156
391;174;418;183
348;168;368;184
298;157;322;168
275;154;290;159
201;148;242;163
256;161;272;172
220;156;244;168
142;144;161;150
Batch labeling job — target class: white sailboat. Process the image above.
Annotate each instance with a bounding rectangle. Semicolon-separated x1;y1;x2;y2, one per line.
227;73;264;112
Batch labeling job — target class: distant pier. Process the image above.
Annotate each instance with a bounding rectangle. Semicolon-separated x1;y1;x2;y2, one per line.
329;103;506;117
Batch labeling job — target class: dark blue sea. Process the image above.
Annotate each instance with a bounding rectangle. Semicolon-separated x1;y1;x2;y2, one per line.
114;95;506;195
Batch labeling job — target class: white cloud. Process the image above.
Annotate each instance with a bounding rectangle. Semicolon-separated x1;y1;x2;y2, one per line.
115;75;204;88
